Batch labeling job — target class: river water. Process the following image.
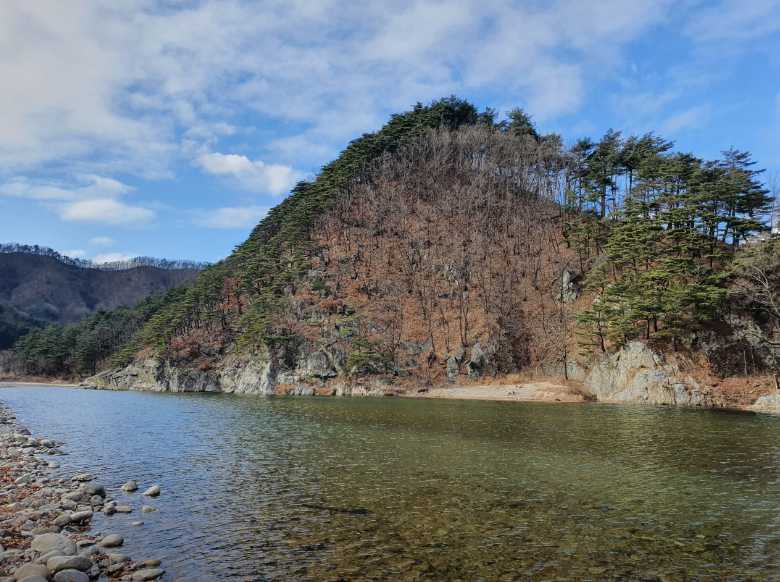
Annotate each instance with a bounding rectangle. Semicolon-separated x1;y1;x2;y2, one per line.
2;385;780;580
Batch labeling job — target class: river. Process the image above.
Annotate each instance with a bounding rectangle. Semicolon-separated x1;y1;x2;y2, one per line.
2;385;780;580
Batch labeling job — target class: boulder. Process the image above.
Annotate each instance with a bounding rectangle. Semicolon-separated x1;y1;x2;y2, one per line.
121;480;138;492
142;485;160;497
13;563;49;580
97;534;123;548
52;570;89;582
131;569;165;581
584;341;713;407
31;533;76;556
47;555;92;573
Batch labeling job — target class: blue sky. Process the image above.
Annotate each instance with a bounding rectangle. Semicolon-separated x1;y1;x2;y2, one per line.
1;0;779;263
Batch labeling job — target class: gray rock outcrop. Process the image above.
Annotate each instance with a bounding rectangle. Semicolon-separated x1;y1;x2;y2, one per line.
584;341;712;407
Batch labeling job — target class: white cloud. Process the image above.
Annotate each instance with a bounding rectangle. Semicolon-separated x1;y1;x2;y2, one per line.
197;153;300;195
0;175;132;201
686;0;780;43
89;236;115;247
93;252;134;264
0;0;676;180
60;199;154;225
193;206;268;229
659;105;711;135
0;174;153;226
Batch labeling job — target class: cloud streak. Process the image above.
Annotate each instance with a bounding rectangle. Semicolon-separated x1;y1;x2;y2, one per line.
197;153;301;195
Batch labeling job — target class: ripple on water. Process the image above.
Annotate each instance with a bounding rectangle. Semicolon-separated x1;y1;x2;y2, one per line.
2;386;780;580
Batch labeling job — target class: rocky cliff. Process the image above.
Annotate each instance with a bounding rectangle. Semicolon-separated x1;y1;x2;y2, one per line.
86;340;731;408
582;342;713;407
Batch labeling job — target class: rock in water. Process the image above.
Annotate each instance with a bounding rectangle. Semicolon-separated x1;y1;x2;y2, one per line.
71;473;93;482
132;568;165;581
121;480;138;492
97;534;124;548
141;505;157;513
142;485;160;497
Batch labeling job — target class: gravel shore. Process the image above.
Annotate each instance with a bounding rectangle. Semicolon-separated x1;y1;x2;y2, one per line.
0;402;165;581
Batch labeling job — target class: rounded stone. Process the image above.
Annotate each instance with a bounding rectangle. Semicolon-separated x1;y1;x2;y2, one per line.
13;562;50;580
142;485;160;497
53;569;90;582
31;533;77;556
121;480;138;492
47;555;93;573
97;534;124;548
131;568;165;581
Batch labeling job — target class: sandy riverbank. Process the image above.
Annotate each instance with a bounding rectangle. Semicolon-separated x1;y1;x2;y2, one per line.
0;381;80;388
412;381;590;403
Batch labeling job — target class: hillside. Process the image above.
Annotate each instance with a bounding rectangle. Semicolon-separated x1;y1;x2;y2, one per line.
11;98;780;407
0;248;202;349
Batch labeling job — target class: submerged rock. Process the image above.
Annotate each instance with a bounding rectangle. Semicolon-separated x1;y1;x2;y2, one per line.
132;568;165;581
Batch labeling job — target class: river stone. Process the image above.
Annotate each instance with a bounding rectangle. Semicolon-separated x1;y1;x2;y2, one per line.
82;483;105;497
53;513;73;527
69;510;92;523
47;555;92;573
142;485;160;497
141;559;161;567
121;480;138;492
115;505;132;513
97;534;123;548
131;521;144;526
16;576;48;582
52;570;89;582
107;553;129;563
31;533;77;556
13;563;49;580
71;474;93;482
131;568;165;581
141;506;157;513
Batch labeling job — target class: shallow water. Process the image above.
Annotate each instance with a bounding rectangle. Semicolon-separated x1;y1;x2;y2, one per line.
2;386;780;581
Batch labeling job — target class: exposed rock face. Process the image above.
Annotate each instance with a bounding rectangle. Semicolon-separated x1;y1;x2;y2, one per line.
87;351;395;397
584;341;712;407
87;356;274;395
750;393;780;413
87;340;738;409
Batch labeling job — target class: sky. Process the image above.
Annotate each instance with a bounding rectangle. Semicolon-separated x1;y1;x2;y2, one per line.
1;0;779;263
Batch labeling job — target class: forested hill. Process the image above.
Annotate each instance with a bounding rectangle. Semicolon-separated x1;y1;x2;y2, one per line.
9;97;780;397
0;249;202;349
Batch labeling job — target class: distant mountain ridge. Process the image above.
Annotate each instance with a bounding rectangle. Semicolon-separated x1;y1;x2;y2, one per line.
0;243;209;271
0;244;205;349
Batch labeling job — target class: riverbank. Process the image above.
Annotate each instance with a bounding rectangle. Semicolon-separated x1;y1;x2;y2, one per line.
412;381;590;403
0;401;165;581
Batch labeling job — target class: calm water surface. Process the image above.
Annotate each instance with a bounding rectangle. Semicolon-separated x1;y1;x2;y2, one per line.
2;385;780;581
